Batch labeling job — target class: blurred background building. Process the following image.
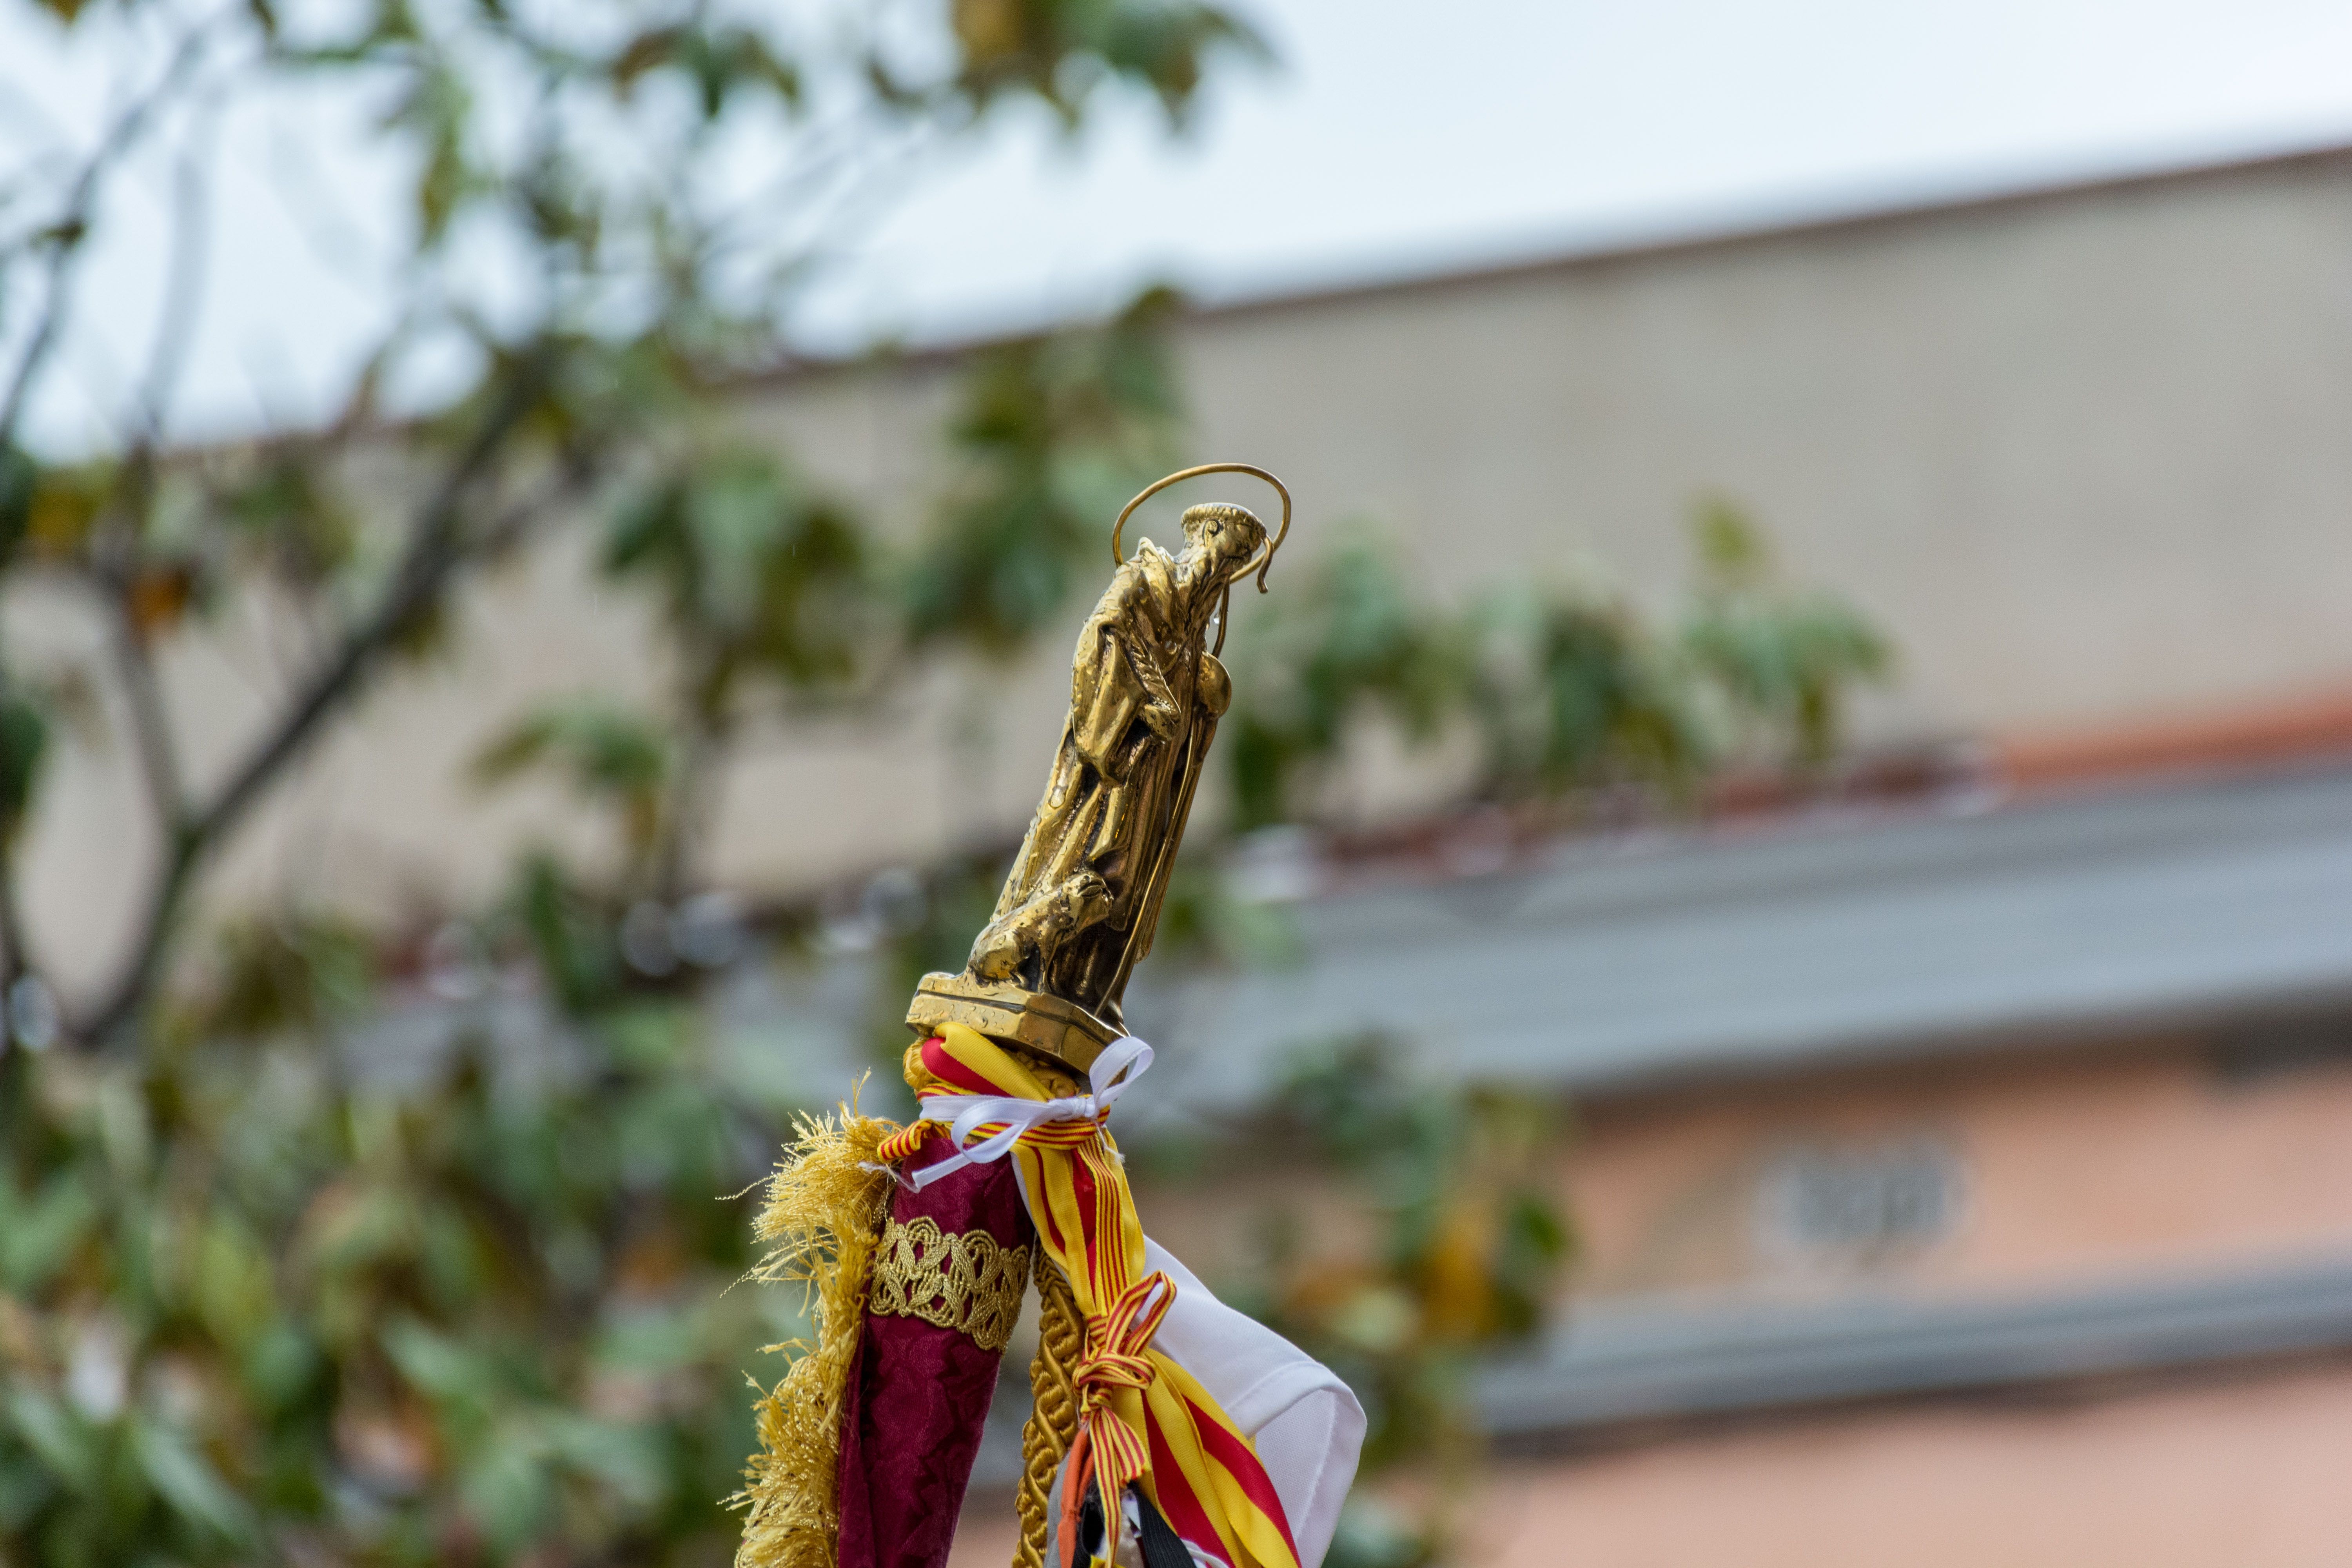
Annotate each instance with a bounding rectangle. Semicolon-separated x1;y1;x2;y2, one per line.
9;5;2352;1564
24;139;2352;1563
959;142;2352;1567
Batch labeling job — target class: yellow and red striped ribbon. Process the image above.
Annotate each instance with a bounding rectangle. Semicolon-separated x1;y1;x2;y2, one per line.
895;1023;1302;1568
1058;1270;1174;1559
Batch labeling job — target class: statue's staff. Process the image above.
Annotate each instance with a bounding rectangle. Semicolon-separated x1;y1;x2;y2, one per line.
1101;464;1289;1009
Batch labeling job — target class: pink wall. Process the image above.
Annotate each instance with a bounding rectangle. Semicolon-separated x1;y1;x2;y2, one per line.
1568;1039;2352;1301
1475;1360;2352;1567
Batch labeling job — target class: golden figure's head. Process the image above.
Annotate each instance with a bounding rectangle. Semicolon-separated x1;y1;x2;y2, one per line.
1178;503;1267;577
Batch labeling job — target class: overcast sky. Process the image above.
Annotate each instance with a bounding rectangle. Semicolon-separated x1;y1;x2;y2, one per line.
8;0;2352;447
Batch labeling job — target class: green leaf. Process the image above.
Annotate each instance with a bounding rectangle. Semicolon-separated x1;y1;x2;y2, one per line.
240;1319;321;1413
459;1423;552;1551
1692;494;1771;588
474;701;671;799
131;1419;254;1541
383;1316;492;1410
5;1388;99;1495
909;287;1184;655
513;852;621;1014
0;691;49;841
0;1171;96;1294
1223;527;1465;828
473;699;673;867
1681;498;1891;768
544;1410;666;1510
191;1215;276;1351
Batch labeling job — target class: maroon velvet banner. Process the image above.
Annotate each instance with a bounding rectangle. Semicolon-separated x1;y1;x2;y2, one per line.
835;1135;1034;1568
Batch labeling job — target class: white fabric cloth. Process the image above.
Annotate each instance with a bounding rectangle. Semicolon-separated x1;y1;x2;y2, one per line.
922;1032;1360;1563
1045;1237;1365;1568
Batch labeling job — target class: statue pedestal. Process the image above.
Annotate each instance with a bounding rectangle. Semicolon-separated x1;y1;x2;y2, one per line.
905;972;1120;1073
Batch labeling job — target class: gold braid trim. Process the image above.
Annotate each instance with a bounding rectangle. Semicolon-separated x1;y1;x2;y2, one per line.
731;1094;900;1568
869;1217;1032;1353
1015;1257;1084;1568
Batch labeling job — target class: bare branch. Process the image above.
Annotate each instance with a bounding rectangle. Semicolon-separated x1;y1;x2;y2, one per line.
0;860;29;1004
94;570;190;837
0;694;31;995
70;358;593;1045
134;95;221;442
66;90;229;851
194;367;557;848
0;20;218;449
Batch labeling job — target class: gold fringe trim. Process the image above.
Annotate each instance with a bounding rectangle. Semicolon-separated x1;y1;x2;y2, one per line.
734;1037;1085;1568
731;1095;900;1568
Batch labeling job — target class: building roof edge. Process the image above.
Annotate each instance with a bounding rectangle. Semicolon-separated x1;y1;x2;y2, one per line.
756;137;2352;385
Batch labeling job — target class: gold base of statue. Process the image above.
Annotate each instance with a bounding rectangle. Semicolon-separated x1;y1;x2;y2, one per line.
905;972;1121;1073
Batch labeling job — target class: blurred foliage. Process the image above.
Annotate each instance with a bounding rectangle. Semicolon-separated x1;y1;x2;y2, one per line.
0;873;803;1566
1682;497;1893;769
1225;529;1465;832
1225;502;1891;828
0;4;1898;1563
604;453;873;706
0;0;1260;1563
906;286;1188;655
476;699;677;870
0;0;1258;1039
948;0;1270;123
0;681;49;843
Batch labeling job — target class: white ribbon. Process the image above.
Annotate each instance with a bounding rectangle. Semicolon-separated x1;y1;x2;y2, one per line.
904;1033;1154;1191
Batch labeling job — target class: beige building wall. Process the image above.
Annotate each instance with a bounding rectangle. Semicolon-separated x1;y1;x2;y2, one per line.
1172;151;2352;738
19;149;2352;1002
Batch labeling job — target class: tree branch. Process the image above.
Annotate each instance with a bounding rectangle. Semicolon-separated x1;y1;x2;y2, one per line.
94;568;190;837
649;677;726;904
0;21;216;449
75;92;224;857
132;94;220;443
69;354;583;1047
0;814;31;1006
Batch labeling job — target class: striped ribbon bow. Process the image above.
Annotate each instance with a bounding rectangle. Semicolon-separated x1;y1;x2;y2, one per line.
880;1032;1153;1189
888;1024;1303;1568
1059;1272;1177;1556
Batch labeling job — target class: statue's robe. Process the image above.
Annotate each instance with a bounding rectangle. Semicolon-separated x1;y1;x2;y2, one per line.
989;542;1209;1007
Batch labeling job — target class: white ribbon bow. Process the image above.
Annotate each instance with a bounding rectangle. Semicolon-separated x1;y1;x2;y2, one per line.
904;1034;1154;1191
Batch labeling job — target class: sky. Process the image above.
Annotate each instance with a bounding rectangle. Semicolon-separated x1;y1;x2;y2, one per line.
8;0;2352;449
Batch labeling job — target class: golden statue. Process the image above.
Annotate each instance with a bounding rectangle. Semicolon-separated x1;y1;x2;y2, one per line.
737;468;1325;1568
907;465;1290;1069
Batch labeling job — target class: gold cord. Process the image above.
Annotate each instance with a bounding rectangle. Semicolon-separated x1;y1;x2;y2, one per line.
1014;1257;1084;1568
